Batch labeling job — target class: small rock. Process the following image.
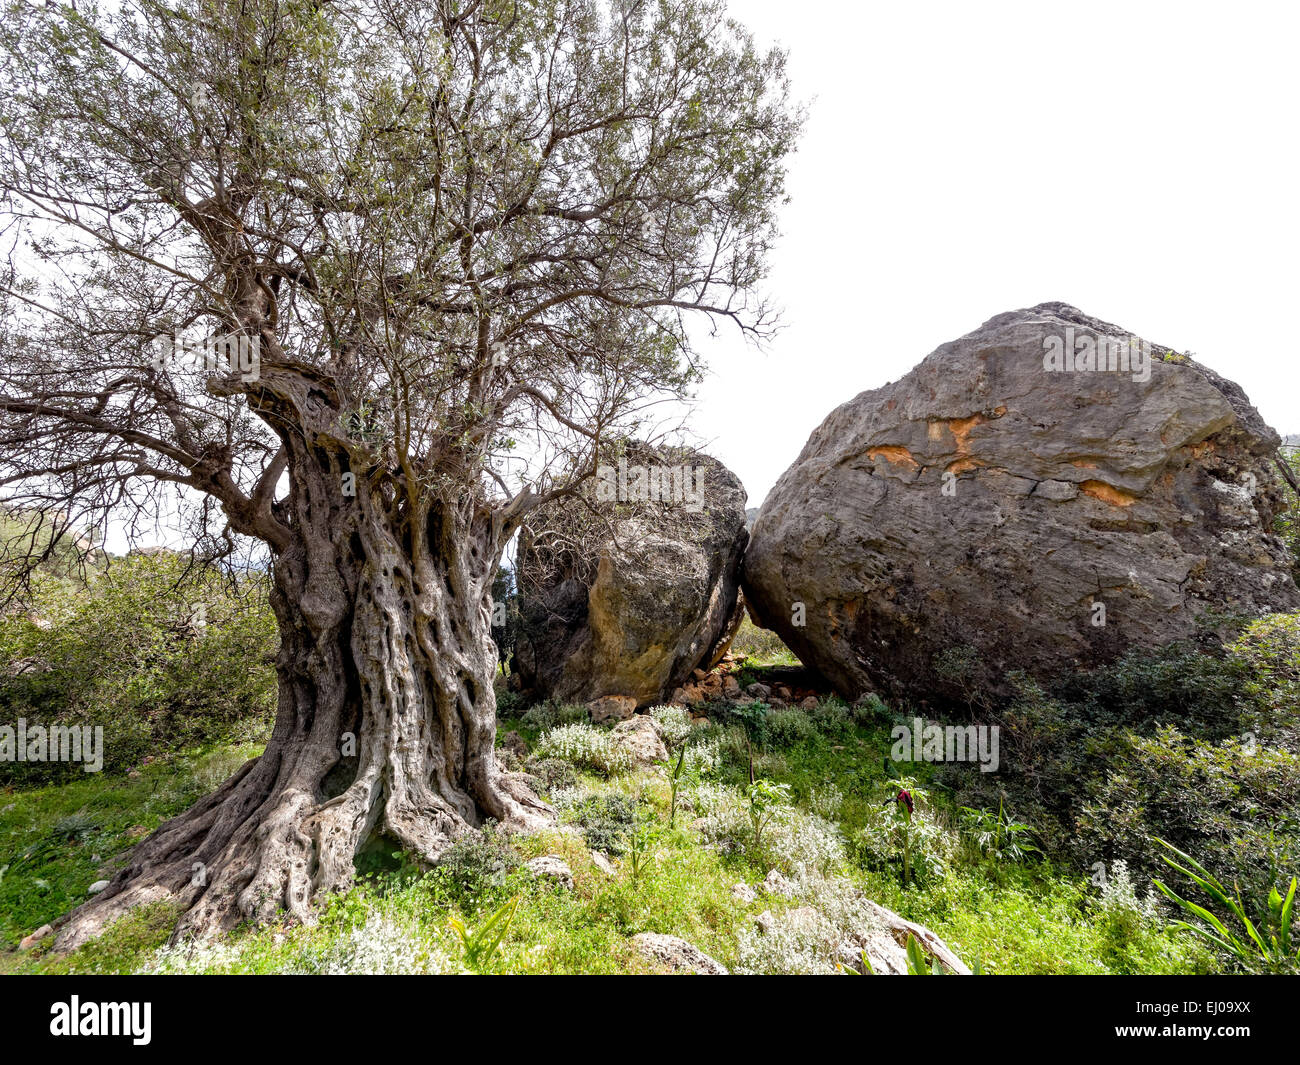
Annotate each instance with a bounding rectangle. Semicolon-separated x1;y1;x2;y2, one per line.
676;683;705;705
631;932;728;975
745;682;772;699
587;694;638;725
731;881;757;903
590;850;617;877
762;868;797;898
611;715;669;766
87;880;110;895
722;675;741;697
19;924;52;950
524;855;574;889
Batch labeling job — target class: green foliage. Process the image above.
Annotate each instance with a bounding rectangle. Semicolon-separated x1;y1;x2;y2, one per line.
1154;839;1298;974
519;701;590;732
764;707;817;748
1230;612;1300;749
958;799;1040;867
447;896;519;973
534;722;632;776
745;778;792;853
1274;447;1300;581
563;792;638;857
1077;726;1299;906
729;615;798;665
425;828;520;908
0;552;276;784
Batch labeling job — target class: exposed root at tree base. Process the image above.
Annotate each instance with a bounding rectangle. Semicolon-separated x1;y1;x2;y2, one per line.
51;756;552;953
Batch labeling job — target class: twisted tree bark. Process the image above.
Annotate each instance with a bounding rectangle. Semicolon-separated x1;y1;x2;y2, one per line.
55;441;550;951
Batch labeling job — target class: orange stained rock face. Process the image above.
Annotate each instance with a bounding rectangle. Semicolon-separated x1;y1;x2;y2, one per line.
947;406;1006;453
1080;480;1138;506
868;445;919;469
937;407;1006;473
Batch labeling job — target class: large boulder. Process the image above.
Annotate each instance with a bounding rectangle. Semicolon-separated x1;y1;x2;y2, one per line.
744;303;1300;703
514;442;748;706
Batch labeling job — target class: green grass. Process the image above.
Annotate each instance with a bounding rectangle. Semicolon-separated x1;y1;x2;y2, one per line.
0;744;261;953
0;699;1230;976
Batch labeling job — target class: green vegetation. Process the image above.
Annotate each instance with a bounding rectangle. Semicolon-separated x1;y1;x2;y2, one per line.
0;551;276;786
2;552;1296;975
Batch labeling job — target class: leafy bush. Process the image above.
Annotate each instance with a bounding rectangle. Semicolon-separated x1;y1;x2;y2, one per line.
1077;726;1300;906
519;701;590;732
557;791;638;856
765;707;816;748
425;828;520;906
693;782;845;875
1231;612;1300;750
524;757;577;794
534;723;632;776
649;704;692;748
1090;858;1162;945
0;552;276;784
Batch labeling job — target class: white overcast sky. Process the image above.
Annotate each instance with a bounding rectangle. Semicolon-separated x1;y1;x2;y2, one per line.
687;0;1300;510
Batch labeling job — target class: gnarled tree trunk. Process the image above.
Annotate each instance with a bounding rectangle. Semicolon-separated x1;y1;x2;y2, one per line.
54;439;550;951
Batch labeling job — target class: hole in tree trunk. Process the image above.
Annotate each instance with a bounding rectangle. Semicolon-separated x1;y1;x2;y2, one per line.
353;831;421;880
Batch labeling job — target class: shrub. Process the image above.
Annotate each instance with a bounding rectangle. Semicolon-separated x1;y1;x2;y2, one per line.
808;699;854;738
765;708;816;748
493;687;524;718
560;792;638;856
1091;858;1162;944
1077;726;1300;905
524;757;577;793
1230;612;1300;750
534;723;632;776
291;913;448;975
649;704;692;748
733;874;879;975
426;828;520;906
0;552;276;784
693;782;845;875
519;701;589;731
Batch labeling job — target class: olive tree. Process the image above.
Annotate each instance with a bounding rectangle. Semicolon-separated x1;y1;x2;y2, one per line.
0;0;798;946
